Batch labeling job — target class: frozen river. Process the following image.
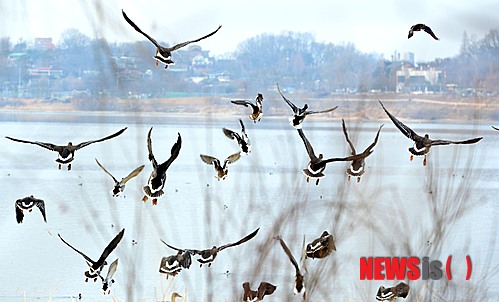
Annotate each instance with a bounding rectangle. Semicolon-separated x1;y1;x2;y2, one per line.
0;112;497;301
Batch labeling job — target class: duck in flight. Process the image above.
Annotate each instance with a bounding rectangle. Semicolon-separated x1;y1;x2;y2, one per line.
275;235;306;300
15;195;47;224
231;94;264;123
200;152;241;180
142;128;181;205
297;128;364;185
58;228;125;282
306;231;336;259
223;119;251;155
277;83;338;129
5;128;127;170
242;281;277;301
95;158;144;197
376;282;410;301
341;119;383;182
408;23;439;40
122;10;221;68
379;101;482;166
161;228;259;268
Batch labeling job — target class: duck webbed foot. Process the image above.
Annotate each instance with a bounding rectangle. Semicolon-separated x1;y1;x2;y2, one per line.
357;177;361;183
152;199;158;205
68;164;72;171
410;154;414;161
348;175;351;181
315;179;320;185
58;164;62;170
142;196;148;202
306;177;310;183
423;156;427;166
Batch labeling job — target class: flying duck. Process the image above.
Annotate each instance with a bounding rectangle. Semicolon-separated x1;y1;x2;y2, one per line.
231;94;264;123
100;258;118;295
275;235;306;300
242;281;277;301
341;119;383;182
122;10;221;69
408;23;439;40
95;158;144;197
159;253;185;279
15;195;47;224
200;152;241;180
58;228;125;282
297;128;364;185
306;231;336;259
5;127;127;170
162;228;260;268
223;119;251;155
379;101;482;166
376;282;410;301
277;83;338;129
142;128;181;205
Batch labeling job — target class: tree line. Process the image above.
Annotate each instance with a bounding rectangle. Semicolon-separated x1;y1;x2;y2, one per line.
0;28;498;100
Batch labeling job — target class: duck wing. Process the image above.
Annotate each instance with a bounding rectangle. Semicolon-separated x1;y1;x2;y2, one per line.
158;133;182;171
94;228;125;268
217;228;260;252
304;105;338;115
225;152;241;165
341;119;357;155
95;158;119;183
423;24;439;40
159;239;202;255
379;100;423;142
362;124;384;155
74;127;127;150
231;100;258;114
257;282;277;299
146;127;158;167
275;236;301;275
58;233;95;264
35;198;47;223
277;83;298;112
222;127;241;141
200;154;220;167
166;25;222;52
122;10;162;48
492;126;499;131
121;165;145;184
5;136;63;152
297;129;318;161
430;137;482;146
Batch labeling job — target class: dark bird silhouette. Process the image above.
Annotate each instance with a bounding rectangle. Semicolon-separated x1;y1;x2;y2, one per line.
242;281;277;301
142;128;181;205
408;23;439;40
159;254;185;279
122;10;221;68
376;282;410;301
161;228;259;268
379;101;482;166
58;228;125;282
200;152;241;180
277;83;338;129
306;231;336;259
492;126;499;131
231;94;264;123
15;195;46;224
297;128;364;185
341;119;383;182
275;236;306;300
5;127;127;170
95;158;144;197
223;119;251;155
100;258;118;295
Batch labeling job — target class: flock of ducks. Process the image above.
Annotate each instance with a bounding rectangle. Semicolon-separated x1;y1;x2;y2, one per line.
5;13;496;301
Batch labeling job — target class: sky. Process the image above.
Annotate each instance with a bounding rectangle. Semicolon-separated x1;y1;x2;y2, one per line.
1;0;498;62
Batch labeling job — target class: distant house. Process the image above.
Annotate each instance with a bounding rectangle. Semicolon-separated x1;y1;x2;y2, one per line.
34;38;54;50
28;66;63;78
396;65;442;93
